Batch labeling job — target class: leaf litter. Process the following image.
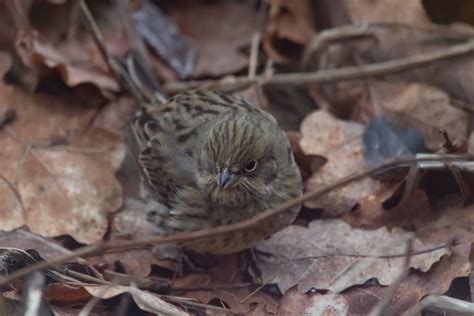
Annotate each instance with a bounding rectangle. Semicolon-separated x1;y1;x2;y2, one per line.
1;0;474;315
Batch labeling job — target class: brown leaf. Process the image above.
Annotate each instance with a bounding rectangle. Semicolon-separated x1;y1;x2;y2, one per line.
278;289;349;315
20;1;128;95
0;52;124;244
183;288;277;315
255;219;449;293
163;1;258;78
352;25;474;105
31;39;119;94
43;283;90;303
92;96;137;136
341;242;471;315
286;131;326;181
367;81;469;151
343;189;433;230
263;0;317;62
299;110;387;215
83;284;188;315
0;229;72;260
342;0;431;24
133;0;195;79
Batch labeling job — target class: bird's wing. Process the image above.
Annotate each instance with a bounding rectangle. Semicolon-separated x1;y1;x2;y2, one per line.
126;112;196;207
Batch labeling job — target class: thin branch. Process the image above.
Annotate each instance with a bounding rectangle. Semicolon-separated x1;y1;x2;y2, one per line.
78;0;115;78
0;155;472;286
404;294;474;316
248;1;267;79
79;0;146;104
164;39;474;94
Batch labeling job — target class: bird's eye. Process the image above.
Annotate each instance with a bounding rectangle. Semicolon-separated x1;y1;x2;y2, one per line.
244;160;258;173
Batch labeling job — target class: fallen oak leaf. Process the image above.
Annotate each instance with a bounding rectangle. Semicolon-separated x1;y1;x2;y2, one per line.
300;110;389;216
367;81;469;151
83;284;188;316
183;288;278;315
0;52;125;244
31;39;120;94
162;1;258;78
254;219;450;293
17;147;123;244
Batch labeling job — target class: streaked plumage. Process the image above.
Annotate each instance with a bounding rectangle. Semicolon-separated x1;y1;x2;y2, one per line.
126;90;302;254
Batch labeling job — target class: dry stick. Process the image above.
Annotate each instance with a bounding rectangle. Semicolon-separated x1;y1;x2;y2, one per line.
164;39;474;94
404;294;474;316
0;155;472;286
248;1;267;79
302;22;474;66
78;0;145;104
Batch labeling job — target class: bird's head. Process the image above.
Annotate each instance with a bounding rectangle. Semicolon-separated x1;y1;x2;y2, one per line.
197;115;281;209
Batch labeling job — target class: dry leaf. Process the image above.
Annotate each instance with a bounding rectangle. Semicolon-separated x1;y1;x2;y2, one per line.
0;229;72;260
133;0;195;79
163;1;257;78
31;39;119;94
263;0;316;62
255;219;449;293
340;243;471;315
0;52;124;244
84;284;188;316
299;110;386;215
343;189;433;230
43;283;90;303
368;81;469;151
184;288;277;315
278;289;349;315
342;0;431;24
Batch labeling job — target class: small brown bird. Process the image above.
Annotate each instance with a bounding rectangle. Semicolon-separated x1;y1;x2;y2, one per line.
126;90;302;254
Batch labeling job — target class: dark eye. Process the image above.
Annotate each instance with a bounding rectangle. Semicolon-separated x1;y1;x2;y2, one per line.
244;160;258;173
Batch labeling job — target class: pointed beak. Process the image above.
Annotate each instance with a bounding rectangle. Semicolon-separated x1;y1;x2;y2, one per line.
219;168;238;190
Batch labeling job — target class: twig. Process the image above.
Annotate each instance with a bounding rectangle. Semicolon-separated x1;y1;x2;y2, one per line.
302;22;474;66
248;1;267;79
302;23;378;66
164;39;474;94
78;0;115;79
0;155;472;286
63;269;112;286
404;294;474;316
78;0;146;104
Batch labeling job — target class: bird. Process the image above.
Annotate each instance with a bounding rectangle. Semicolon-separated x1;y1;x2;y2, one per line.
126;90;302;255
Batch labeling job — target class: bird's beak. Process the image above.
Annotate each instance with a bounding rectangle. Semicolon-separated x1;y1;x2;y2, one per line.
219;168;238;190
